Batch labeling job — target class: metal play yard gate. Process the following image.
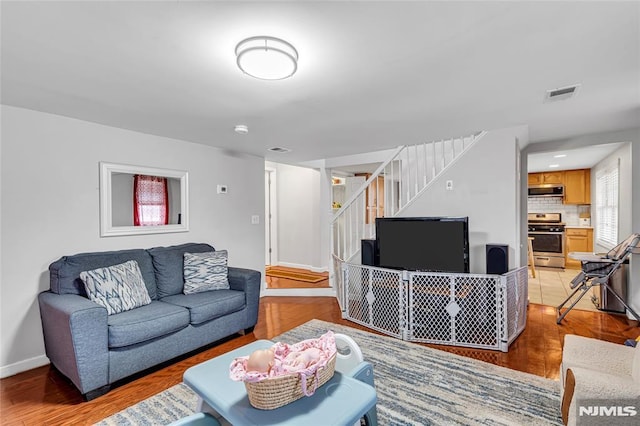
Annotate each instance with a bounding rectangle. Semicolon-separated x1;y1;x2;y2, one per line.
333;257;528;352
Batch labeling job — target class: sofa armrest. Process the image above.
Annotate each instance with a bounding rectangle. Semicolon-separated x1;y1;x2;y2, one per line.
562;366;640;426
38;291;109;395
561;335;635;387
227;267;261;329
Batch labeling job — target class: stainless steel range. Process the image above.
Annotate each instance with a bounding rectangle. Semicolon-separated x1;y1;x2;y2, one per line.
528;213;565;268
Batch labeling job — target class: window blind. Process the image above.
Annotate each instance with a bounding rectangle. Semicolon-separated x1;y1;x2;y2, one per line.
595;160;619;248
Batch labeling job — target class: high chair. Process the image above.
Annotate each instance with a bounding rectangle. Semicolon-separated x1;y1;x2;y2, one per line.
556;233;640;324
335;333;378;426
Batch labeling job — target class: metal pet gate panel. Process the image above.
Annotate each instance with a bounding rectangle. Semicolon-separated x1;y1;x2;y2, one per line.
339;261;528;352
342;263;405;340
409;272;502;350
502;266;528;348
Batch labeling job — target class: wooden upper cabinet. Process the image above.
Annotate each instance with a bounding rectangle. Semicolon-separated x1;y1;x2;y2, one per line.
541;172;564;184
563;169;591;204
528;169;590;205
528;172;564;185
528;173;542;185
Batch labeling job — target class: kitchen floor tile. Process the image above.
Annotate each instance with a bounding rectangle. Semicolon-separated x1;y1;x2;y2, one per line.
529;266;600;313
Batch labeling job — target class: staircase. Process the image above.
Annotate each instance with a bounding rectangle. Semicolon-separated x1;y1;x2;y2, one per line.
330;131;487;263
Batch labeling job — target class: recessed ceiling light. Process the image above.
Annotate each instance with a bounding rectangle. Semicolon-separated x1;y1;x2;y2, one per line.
549;164;560;168
234;124;249;134
235;36;298;80
553;154;567;158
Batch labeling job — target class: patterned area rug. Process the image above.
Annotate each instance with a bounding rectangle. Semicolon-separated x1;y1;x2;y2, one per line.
96;319;562;425
265;267;327;283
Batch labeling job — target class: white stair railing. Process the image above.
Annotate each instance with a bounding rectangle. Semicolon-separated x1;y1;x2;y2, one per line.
331;131;486;264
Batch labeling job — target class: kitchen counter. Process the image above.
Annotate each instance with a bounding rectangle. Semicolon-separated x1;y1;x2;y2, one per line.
565;225;593;229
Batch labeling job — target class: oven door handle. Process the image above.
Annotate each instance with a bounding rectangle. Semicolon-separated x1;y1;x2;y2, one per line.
528;232;564;235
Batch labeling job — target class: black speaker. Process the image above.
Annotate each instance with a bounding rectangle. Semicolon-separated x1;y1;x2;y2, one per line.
361;239;379;266
486;244;509;274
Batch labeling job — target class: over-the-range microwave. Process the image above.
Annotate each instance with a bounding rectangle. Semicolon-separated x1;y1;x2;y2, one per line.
528;184;564;198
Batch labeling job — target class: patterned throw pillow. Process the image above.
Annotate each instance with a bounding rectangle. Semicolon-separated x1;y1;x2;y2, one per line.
80;260;152;315
183;250;230;294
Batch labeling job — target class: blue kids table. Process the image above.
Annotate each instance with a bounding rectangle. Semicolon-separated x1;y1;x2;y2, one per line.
183;340;377;425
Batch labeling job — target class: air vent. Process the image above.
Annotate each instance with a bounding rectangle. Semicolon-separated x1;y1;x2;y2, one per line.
545;84;581;102
267;147;291;153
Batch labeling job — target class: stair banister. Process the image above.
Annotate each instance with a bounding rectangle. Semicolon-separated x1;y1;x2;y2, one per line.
331;145;405;220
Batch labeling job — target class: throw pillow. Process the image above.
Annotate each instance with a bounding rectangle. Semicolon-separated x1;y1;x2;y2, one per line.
80;260;152;315
183;250;230;294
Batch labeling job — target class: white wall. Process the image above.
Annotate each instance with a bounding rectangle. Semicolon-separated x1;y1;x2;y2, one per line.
399;127;523;274
0;105;265;377
265;161;324;271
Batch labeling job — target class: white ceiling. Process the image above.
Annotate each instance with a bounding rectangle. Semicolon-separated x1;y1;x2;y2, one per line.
1;1;639;165
527;142;626;173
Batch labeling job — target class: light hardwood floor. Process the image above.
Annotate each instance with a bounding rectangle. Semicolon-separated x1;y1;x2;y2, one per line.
2;296;638;425
265;266;330;289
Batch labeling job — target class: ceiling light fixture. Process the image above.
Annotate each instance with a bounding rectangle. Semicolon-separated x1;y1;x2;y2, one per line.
549;164;560;168
234;124;249;134
553;154;567;158
235;36;298;80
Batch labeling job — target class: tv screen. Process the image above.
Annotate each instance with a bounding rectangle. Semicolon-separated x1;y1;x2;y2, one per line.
376;217;469;273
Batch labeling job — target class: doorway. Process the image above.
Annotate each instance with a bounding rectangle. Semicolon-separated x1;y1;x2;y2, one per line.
263;164;331;290
526;142;628;312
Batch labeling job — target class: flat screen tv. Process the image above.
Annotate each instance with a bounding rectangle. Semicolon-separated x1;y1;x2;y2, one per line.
375;217;469;273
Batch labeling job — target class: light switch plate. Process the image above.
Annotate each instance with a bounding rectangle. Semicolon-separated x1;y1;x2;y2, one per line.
446;180;454;191
251;215;260;225
217;184;228;194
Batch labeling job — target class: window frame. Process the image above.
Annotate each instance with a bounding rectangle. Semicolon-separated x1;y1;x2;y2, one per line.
594;159;619;249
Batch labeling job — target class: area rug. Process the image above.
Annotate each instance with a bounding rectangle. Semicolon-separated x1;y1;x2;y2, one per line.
96;319;562;425
265;267;327;283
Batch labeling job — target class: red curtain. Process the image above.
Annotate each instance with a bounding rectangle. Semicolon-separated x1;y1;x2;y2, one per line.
133;175;169;226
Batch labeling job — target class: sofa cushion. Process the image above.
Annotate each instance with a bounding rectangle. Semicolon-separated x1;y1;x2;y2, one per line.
107;301;190;348
49;248;157;299
183;250;230;294
80;260;152;315
147;243;215;298
161;290;245;325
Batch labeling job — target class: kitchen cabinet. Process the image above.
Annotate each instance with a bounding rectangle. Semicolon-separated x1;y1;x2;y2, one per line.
528;171;564;185
565;227;593;269
563;169;591;204
528;168;590;205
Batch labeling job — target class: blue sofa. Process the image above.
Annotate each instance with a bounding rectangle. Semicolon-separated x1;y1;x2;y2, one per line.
38;243;261;400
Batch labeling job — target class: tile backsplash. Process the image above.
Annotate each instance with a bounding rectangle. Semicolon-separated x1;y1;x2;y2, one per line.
528;197;581;225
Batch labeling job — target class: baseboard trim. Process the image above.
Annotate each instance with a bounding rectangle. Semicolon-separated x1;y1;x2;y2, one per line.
0;354;50;379
274;262;328;273
260;288;336;297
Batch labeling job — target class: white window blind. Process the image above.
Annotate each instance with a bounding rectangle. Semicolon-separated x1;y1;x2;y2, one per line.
595;161;619;248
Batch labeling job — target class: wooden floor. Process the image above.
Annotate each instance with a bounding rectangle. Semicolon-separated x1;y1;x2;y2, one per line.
265;265;330;289
1;297;638;425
